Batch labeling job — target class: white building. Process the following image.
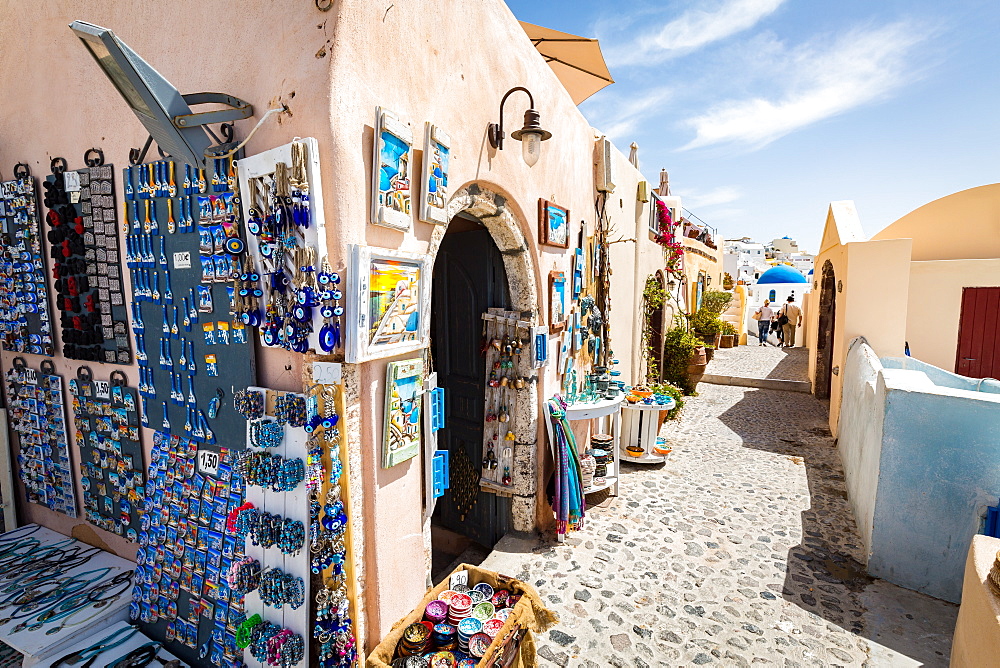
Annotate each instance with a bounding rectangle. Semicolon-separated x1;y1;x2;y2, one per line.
746;265;813;346
723;237;768;284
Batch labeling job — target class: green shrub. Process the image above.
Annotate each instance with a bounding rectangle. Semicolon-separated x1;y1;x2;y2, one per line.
690;309;723;336
649;381;685;419
720;321;738;336
700;290;733;315
662;326;702;394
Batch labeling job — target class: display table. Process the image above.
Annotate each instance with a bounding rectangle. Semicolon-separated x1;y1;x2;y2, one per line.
620;399;676;465
0;525;135;667
46;620;187;667
545;394;624;496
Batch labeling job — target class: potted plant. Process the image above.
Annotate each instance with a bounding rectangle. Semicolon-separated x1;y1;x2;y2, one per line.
662;325;705;394
704;344;716;362
719;322;737;348
690;309;723;348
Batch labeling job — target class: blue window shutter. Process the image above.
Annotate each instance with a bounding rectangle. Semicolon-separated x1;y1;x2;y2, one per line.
430;387;446;432
431;449;450;498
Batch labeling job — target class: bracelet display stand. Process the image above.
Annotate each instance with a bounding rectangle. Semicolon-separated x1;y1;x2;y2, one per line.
0;525;134;667
619;398;676;465
241;388;309;668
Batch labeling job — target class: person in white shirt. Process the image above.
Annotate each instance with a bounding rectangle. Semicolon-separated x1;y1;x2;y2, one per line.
754;300;774;346
779;296;803;347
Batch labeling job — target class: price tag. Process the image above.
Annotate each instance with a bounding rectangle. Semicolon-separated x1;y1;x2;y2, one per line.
173;252;191;270
197;449;220;477
94;380;111;400
449;569;469;590
23;369;37;385
312;362;342;385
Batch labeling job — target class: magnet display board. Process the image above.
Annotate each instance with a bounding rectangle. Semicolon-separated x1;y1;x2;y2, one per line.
0;169;54;356
4;358;76;516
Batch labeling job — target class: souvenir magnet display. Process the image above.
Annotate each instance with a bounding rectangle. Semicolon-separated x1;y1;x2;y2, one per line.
133;430;247;668
4;357;76;516
43;153;132;363
71;367;145;540
0;164;55;355
123;156;254;457
480;310;530;493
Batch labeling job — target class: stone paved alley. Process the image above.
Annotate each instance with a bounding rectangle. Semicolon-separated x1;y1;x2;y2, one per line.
482;349;959;667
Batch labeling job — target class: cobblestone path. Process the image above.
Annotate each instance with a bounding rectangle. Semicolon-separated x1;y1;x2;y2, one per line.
483;382;957;667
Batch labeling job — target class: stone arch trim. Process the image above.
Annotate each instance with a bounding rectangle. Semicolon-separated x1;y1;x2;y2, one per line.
428;182;539;533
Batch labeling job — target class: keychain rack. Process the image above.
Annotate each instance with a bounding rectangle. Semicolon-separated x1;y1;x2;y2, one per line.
70;367;145;540
479;310;533;496
236;138;340;355
122;156;255;458
0;164;55;356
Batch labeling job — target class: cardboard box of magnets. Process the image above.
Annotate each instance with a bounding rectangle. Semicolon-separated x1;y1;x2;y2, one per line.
367;563;557;667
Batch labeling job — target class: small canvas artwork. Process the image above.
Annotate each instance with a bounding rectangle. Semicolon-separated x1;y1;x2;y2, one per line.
549;271;567;333
372;107;413;230
346;245;432;362
539;199;570;248
383;358;424;467
419;123;451;225
369;258;422;347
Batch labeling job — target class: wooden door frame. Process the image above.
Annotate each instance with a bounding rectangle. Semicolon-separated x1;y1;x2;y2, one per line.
815;260;837;400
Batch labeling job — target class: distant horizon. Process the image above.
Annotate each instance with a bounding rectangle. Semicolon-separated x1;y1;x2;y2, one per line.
507;0;1000;256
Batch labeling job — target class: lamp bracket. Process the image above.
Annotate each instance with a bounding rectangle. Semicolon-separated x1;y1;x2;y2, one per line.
129;93;252;165
174;92;252;128
489;86;535;151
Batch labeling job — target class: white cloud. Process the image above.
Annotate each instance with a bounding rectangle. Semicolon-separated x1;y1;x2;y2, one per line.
680;21;930;150
605;0;786;67
682;186;744;209
588;87;672;142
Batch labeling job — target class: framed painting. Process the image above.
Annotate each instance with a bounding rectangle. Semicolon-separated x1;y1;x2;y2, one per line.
383;358;424;468
371;107;413;231
549;271;568;333
346;245;433;362
419;123;451;225
538;199;569;248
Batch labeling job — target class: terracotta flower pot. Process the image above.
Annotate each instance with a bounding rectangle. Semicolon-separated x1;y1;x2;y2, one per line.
720;334;735;349
687;346;707;391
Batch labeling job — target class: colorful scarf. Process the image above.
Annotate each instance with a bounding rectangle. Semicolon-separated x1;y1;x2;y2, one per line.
547;396;585;535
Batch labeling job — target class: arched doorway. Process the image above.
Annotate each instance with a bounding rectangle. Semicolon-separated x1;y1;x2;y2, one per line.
427;183;540;572
816;261;837;399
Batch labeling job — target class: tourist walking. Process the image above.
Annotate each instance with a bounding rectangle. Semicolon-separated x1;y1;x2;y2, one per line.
754;300;774;345
779;295;803;347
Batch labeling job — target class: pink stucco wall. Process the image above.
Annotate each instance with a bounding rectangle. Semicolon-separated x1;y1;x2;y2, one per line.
1;0;659;655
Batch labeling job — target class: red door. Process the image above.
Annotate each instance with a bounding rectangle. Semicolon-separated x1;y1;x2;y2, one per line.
955;287;1000;379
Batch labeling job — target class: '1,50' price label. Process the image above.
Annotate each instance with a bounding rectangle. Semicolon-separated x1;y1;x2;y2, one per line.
197;449;220;477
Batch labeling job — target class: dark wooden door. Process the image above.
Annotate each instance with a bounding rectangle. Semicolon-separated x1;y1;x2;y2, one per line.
956;287;1000;379
431;227;512;547
816;261;837;399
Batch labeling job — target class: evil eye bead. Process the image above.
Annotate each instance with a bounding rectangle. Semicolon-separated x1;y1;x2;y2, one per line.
333;306;344;316
225;237;246;254
247;219;261;236
330;272;341;284
320;306;334;318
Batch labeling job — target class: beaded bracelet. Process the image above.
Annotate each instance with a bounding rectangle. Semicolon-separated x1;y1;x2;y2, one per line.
250;419;283;449
234;389;265;420
227;557;262;595
249;620;281;662
258;568;305;609
276;632;305;667
235;613;262;649
278;518;305;556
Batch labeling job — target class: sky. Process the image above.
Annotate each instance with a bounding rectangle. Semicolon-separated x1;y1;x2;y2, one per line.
506;0;1000;254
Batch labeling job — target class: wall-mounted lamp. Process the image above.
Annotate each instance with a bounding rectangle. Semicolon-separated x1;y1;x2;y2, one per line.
488;87;551;167
705;274;712;287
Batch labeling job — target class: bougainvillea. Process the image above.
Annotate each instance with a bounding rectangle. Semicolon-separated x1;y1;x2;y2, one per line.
655;200;684;274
